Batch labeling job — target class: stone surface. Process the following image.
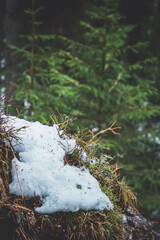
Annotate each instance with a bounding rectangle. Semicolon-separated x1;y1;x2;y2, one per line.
123;207;160;240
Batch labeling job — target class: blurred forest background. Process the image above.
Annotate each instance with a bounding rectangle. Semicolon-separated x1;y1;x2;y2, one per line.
0;0;160;228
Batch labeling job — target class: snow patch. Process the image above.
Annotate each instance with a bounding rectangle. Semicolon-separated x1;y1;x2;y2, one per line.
3;116;113;214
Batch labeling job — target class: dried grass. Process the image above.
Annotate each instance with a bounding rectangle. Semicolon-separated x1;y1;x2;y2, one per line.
0;113;137;239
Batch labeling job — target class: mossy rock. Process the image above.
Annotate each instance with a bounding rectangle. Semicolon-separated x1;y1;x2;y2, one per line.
0;116;159;240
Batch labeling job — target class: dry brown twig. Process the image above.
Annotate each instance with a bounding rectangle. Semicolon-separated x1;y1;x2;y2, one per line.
83;120;121;150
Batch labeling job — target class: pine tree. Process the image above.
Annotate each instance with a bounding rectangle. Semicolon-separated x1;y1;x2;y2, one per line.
2;0;160;222
57;0;160;218
60;1;158;129
7;0;79;123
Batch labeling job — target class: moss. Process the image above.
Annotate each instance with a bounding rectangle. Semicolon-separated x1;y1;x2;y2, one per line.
0;116;137;240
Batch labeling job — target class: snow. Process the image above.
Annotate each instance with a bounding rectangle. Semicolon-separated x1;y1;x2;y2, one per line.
3;115;113;214
121;214;127;223
155;137;160;145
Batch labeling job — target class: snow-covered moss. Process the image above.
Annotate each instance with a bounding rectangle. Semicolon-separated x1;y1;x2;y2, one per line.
3;115;113;213
0;115;137;240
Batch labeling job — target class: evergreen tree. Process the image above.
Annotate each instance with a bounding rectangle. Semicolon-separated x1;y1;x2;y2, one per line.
1;0;160;223
7;0;79;123
58;0;160;221
60;0;159;132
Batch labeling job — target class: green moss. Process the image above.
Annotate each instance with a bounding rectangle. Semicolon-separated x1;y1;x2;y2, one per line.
0;117;137;240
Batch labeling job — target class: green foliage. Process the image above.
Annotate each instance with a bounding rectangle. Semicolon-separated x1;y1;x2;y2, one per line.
7;2;78;124
58;0;159;134
2;0;160;226
56;0;160;224
0;112;137;240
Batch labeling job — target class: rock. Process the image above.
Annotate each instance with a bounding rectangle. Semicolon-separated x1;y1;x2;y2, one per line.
123;207;160;240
